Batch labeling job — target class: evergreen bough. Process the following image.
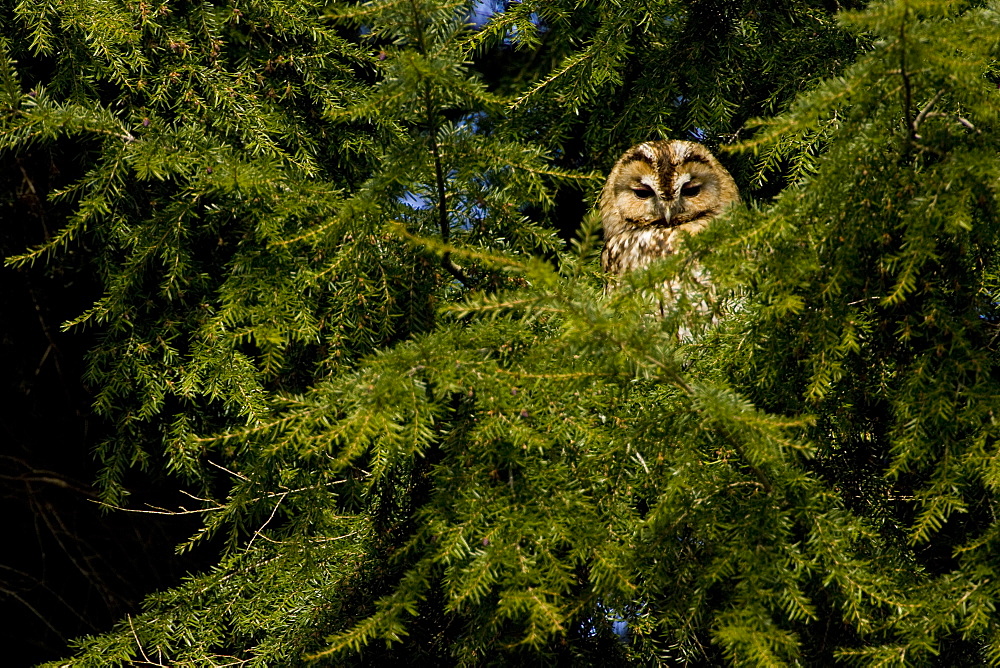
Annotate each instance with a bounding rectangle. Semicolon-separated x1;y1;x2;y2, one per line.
3;0;1000;664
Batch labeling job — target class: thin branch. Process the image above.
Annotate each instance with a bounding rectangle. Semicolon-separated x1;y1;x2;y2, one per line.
633;351;774;493
96;502;218;516
207;458;250;481
405;0;471;286
425;83;471;286
0;586;67;639
918;111;981;134
911;89;944;139
956;116;979;133
128;615;171;668
716;425;775;494
246;491;288;553
899;15;914;146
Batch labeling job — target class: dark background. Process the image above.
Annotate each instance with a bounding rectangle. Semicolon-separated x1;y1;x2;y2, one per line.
2;148;206;666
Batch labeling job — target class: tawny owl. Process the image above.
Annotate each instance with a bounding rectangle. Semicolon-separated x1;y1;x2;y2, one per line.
600;140;739;283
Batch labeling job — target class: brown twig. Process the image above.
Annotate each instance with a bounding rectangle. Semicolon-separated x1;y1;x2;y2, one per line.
911;89;944;139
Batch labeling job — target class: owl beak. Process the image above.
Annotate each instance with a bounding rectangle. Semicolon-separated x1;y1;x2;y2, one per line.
654;200;679;228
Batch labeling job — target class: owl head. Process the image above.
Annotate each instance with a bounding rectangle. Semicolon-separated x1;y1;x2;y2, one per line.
600;140;739;276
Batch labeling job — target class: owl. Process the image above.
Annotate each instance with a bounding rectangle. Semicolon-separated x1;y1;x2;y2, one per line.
600;140;739;282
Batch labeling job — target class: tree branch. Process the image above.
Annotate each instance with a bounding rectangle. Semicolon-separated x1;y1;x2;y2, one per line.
911;89;944;139
899;16;914;146
427;104;471;286
409;0;470;287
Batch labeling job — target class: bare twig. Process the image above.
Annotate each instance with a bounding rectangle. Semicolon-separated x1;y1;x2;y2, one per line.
128;615;170;667
912;89;944;139
207;458;250;481
915;111;981;134
246;491;288;553
957;116;980;133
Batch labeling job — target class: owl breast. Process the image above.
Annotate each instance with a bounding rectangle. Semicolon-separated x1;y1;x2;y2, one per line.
601;226;688;276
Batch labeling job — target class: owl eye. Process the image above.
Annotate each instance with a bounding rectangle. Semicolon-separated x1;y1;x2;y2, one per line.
681;182;702;197
631;184;655;199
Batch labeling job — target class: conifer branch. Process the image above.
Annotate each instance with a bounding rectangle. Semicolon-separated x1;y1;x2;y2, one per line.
408;0;471;286
427;103;471;286
898;11;915;148
715;426;775;495
13;0;1000;663
633;352;775;493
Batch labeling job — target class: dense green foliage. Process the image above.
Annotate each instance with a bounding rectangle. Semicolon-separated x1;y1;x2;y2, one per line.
3;0;1000;664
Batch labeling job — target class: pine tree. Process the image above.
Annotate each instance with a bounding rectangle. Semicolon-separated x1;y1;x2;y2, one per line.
3;0;1000;665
